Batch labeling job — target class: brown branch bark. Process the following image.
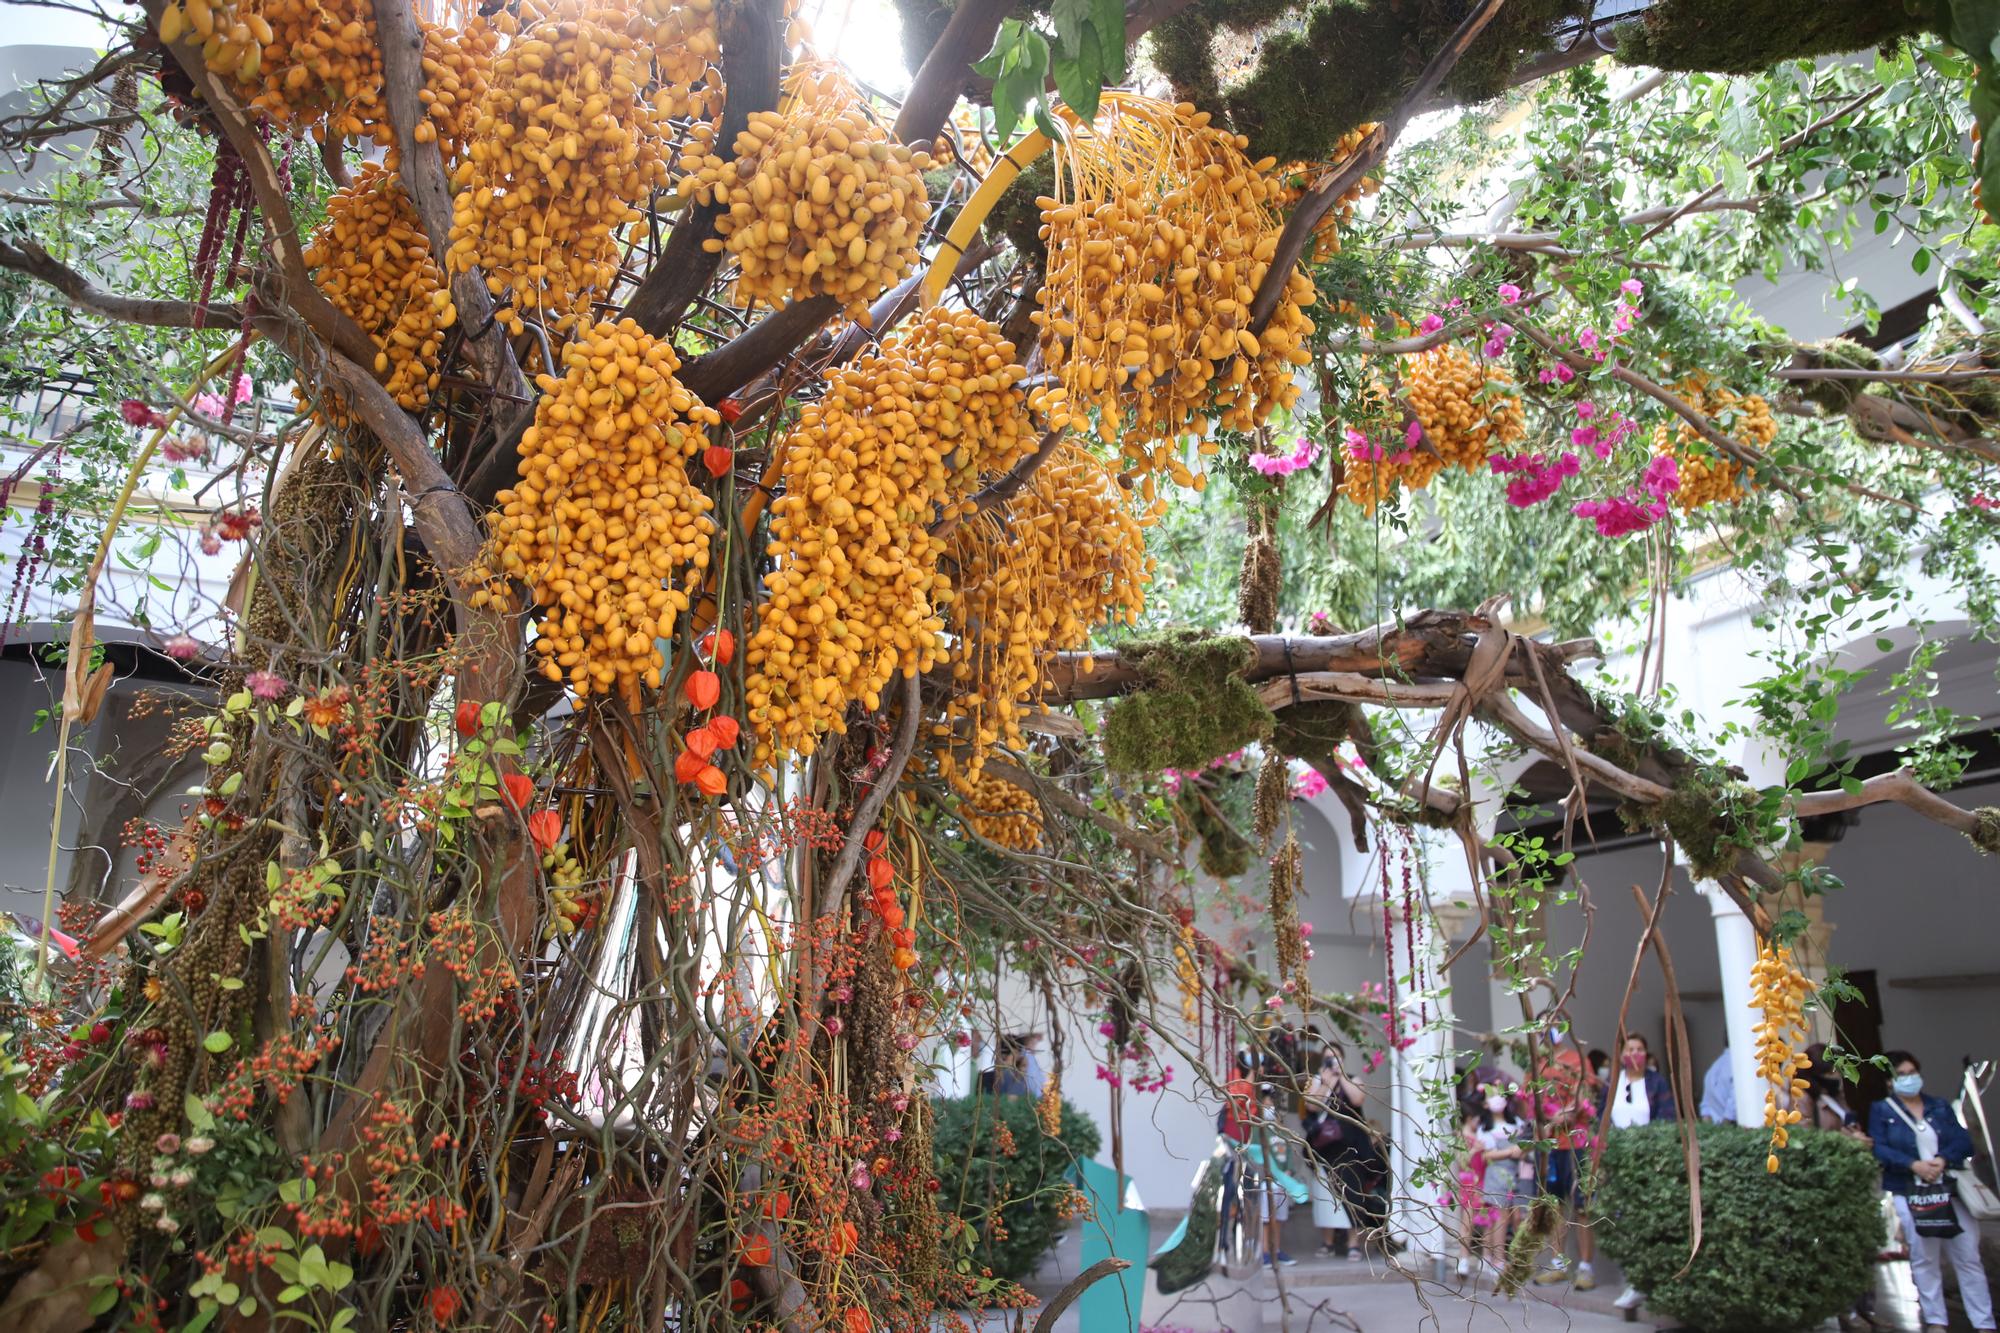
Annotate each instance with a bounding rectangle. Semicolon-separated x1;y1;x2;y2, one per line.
1248;0;1509;334
893;0;1012;147
1791;769;1994;845
0;236;243;328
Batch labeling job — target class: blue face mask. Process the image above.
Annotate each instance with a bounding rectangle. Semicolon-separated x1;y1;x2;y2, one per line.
1892;1073;1923;1098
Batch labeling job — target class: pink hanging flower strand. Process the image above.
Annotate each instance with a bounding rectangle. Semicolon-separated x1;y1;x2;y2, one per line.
1248;437;1322;478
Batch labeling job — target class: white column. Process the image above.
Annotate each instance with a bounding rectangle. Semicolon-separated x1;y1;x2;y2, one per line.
1386;899;1453;1257
1701;881;1767;1129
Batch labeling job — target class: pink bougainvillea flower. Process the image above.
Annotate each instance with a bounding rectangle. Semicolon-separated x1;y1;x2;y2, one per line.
1621;278;1644;298
1642;452;1681;500
1417;313;1445;335
1292;767;1329;800
1497;283;1521;305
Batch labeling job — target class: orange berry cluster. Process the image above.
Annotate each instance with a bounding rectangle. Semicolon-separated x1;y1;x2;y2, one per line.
303;164;453;414
1752;936;1813;1172
1656;379;1776;510
446;3;677;335
1033;95;1318;490
485;318;719;700
676;61;933;317
745;308;1032;767
1342;345;1524;511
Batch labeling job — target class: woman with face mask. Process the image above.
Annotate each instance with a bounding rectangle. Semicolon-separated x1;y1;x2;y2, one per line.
1869;1051;1995;1333
1468;1086;1531;1281
1603;1034;1675;1129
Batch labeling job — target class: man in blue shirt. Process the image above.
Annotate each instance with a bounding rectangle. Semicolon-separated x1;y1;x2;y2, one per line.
1699;1048;1735;1123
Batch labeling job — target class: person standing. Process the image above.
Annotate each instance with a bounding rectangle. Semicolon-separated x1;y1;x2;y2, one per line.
1532;1029;1602;1291
1699;1045;1736;1123
1470;1086;1531;1280
1303;1049;1359;1258
1870;1051;1996;1333
1604;1035;1674;1312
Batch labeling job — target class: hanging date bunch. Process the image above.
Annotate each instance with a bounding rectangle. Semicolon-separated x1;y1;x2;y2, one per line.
744;307;1032;767
1342;344;1526;512
483;317;719;702
946;767;1043;849
938;443;1150;785
303;163;453;416
1269;122;1380;263
676;58;933;317
1751;935;1813;1172
447;1;678;336
1033;94;1319;492
1655;377;1777;510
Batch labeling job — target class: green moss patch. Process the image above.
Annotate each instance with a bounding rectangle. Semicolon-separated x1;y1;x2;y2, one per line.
1102;629;1274;772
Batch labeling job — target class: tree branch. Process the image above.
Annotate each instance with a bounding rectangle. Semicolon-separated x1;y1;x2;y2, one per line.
1791;769;1995;847
894;0;1012;147
374;0;527;400
626;0;785;336
0;236;243;328
1248;0;1509;334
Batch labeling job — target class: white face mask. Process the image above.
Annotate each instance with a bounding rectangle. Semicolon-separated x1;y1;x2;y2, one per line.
1892;1072;1923;1098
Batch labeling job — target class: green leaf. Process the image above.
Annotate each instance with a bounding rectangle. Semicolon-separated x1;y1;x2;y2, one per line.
1091;0;1125;83
184;1092;214;1132
1052;45;1100;122
1719;149;1749;198
255;1226;296;1250
1841;775;1866;796
183;1303;220;1333
202;1031;233;1054
1050;0;1087;59
1032;101;1060;141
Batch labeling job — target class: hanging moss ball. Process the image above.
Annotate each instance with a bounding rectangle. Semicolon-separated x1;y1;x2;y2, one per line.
1102;629;1275;773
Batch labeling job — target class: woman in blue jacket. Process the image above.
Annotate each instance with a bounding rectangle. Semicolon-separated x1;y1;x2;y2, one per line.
1870;1050;1995;1332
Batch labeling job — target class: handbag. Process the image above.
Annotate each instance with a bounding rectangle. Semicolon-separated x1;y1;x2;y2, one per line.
1955;1171;2000;1221
1306;1112;1344;1152
1908;1180;1963;1237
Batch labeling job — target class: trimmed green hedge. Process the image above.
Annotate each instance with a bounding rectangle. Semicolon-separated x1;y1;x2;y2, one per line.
932;1093;1102;1282
1596;1121;1880;1332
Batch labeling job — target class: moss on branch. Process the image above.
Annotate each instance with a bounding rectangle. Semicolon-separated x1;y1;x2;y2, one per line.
1617;0;1930;74
1102;629;1274;772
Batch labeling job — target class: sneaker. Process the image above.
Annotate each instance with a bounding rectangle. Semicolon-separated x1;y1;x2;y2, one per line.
1614;1286;1645;1311
1533;1266;1570;1286
1314;1244;1339;1258
1260;1252;1273;1268
1346;1248;1362;1262
1275;1251;1298;1266
1456;1257;1473;1278
1572;1270;1596;1292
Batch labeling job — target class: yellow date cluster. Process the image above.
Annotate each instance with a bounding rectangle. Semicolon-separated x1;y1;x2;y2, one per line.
677;62;933;318
1656;379;1776;510
1034;96;1318;486
486;318;719;701
446;5;676;336
303;164;453;415
947;768;1043;851
1342;345;1525;511
745;308;1031;767
940;444;1150;781
1751;936;1813;1172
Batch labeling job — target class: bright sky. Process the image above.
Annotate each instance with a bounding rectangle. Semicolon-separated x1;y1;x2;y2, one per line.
805;0;914;98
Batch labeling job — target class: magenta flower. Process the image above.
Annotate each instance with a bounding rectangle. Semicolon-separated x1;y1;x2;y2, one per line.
192;391;226;418
1417;314;1445;336
245;670;289;701
1497;283;1521;305
119;399;163;429
1621;278;1644;298
161;634;200;661
1642;453;1681;500
1292;767;1329;800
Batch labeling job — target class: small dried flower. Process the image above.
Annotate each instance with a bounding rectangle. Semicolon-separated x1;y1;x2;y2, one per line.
245;670;288;701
